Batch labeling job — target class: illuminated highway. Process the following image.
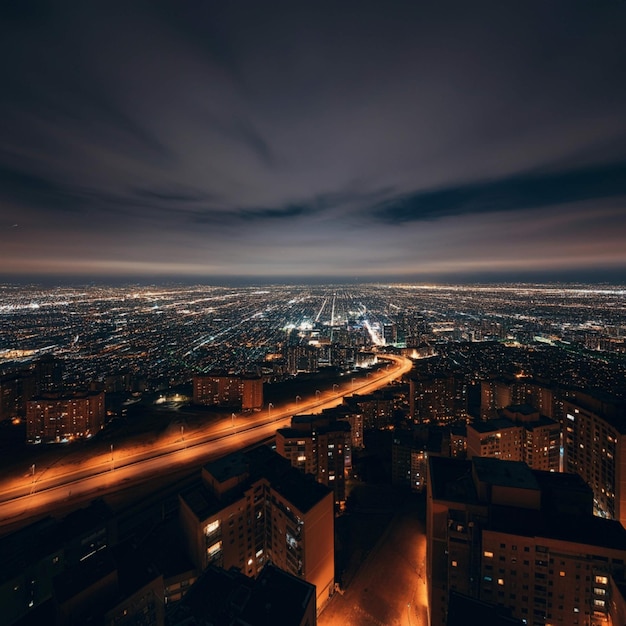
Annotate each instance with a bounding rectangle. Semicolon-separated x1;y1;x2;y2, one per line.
0;354;412;528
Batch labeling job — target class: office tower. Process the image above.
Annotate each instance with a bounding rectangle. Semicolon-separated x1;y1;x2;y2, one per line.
178;446;335;612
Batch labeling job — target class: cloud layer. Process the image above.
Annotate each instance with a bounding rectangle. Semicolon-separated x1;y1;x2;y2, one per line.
1;1;626;281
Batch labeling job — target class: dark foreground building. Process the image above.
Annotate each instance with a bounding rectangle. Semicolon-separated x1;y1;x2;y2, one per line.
167;563;316;626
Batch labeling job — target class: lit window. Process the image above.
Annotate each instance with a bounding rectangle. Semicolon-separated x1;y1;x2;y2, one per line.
497;578;504;585
595;575;608;585
207;541;222;557
204;519;220;536
484;551;494;558
594;588;606;596
451;560;457;567
594;599;605;607
559;571;566;577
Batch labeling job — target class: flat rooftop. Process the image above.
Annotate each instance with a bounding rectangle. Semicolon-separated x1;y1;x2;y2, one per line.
473;457;540;491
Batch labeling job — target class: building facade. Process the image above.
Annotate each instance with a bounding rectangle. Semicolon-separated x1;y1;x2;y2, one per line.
427;455;626;626
276;413;351;506
467;405;561;472
193;374;263;410
178;446;335;612
562;393;626;525
26;390;105;443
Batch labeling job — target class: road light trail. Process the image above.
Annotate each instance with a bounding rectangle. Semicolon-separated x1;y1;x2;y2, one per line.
0;354;412;527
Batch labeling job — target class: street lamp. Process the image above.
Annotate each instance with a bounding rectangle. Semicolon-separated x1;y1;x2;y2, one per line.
232;412;236;428
315;390;321;400
333;383;339;393
268;402;274;417
295;395;301;405
110;444;114;471
351;377;356;389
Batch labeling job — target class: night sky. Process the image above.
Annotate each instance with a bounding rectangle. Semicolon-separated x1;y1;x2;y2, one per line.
2;1;626;283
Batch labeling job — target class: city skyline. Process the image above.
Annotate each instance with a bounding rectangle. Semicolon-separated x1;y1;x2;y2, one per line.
2;2;626;283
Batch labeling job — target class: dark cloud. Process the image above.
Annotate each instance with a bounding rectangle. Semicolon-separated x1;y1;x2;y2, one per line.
372;162;626;224
0;165;83;213
240;205;313;221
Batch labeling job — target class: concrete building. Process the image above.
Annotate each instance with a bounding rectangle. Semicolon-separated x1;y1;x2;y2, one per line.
0;370;30;421
26;390;105;443
427;455;626;626
322;405;364;451
410;373;467;424
178;446;335;613
391;426;448;492
562;391;626;524
480;377;555;420
467;405;561;472
285;345;319;375
344;392;395;429
193;374;263;410
276;413;352;506
241;376;264;410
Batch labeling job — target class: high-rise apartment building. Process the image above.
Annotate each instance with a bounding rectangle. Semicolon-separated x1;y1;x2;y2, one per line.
26;390;105;443
178;446;335;613
276;413;351;505
427;455;626;626
562;392;626;525
192;374;263;410
32;354;64;394
467;405;561;472
285;345;319;375
410;373;466;424
480;377;555;420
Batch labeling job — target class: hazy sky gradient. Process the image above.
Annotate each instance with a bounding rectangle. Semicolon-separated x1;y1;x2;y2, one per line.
1;1;626;282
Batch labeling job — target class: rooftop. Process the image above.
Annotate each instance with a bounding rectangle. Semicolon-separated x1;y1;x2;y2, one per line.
490;506;626;551
429;457;478;504
473;457;540;492
184;446;332;520
169;563;314;626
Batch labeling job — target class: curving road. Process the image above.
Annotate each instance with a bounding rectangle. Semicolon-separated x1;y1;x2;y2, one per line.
0;354;413;528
